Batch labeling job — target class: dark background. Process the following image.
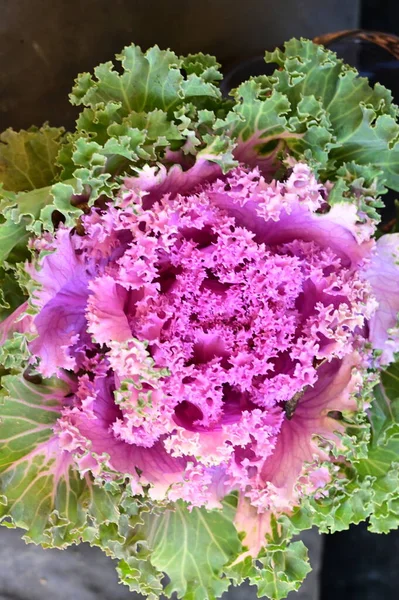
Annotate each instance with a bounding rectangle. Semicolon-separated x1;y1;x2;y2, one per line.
1;1;399;599
363;0;399;34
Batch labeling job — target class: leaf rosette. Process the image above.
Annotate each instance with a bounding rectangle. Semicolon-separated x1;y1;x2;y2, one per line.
1;39;399;600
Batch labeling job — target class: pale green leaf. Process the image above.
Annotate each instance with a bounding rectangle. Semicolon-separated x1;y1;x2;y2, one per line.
0;374;120;546
141;499;241;600
0;126;65;192
0;219;30;263
255;541;311;600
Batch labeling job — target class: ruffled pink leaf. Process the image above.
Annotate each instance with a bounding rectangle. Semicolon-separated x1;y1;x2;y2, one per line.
365;233;399;363
86;275;132;344
29;229;90;376
58;375;187;499
259;354;361;508
30;276;89;376
123;154;223;208
234;493;273;558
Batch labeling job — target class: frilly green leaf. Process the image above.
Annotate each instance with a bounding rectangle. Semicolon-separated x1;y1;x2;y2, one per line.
355;361;399;532
0;126;68;268
139;497;241;600
180;53;223;83
70;44;222;114
227;38;399;192
0;218;30;263
254;540;311;600
226;521;312;600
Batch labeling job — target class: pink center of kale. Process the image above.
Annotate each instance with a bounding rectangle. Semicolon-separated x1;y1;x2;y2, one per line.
34;165;373;501
136;229;310;431
93;178;365;451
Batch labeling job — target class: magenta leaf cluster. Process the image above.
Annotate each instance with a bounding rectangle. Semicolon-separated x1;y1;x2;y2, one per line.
23;161;399;552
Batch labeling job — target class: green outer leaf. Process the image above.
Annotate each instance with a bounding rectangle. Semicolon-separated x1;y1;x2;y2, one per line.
279;359;399;541
140;498;241;600
1;179;82;236
227;38;399;192
60;44;229;201
117;555;164;600
0;268;26;318
330;110;399;192
226;518;312;600
255;541;311;600
378;360;399;404
365;362;399;457
273;39;399;188
180;53;223;83
0;126;65;192
354;361;399;532
328;162;386;222
70;44;221;115
0;126;69;299
230;85;290;143
39;181;84;231
0;374;120;546
0;218;30;263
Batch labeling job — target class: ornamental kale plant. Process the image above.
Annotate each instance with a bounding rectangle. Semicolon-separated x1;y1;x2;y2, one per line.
1;38;399;600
